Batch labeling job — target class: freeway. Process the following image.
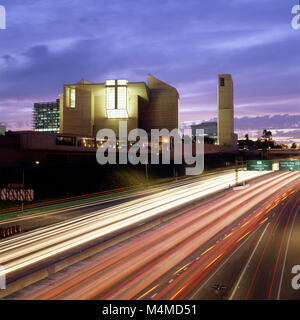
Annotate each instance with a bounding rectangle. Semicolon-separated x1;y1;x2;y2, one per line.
0;170;266;285
4;170;300;300
187;178;300;300
0;168;261;232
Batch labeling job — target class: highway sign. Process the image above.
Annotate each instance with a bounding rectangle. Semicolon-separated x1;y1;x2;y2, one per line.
247;160;273;171
0;188;34;202
279;160;300;171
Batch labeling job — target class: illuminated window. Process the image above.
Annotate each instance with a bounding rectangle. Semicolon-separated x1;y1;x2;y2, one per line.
105;79;128;118
105;80;116;86
106;87;115;109
117;79;128;86
70;88;76;108
117;86;127;110
106;109;128;118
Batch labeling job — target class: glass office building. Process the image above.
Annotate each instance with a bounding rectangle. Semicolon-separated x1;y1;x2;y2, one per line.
33;99;60;133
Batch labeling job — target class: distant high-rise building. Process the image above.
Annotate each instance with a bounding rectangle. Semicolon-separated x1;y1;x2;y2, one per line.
191;122;217;141
217;74;234;146
33;99;60;133
0;125;5;136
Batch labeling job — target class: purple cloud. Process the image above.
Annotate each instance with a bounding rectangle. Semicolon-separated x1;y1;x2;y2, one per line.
0;0;299;130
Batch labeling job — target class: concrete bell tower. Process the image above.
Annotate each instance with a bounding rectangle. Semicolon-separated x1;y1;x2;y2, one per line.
217;74;234;146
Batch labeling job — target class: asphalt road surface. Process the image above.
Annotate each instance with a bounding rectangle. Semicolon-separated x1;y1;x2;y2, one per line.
188;180;300;300
0;169;262;232
5;171;299;300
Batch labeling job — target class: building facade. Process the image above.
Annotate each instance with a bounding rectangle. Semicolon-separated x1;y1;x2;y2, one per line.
33;99;60;133
60;74;179;136
217;74;234;146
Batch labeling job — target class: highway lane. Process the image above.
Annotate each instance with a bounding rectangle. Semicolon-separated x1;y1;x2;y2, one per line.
0;168;257;232
0;169;268;285
6;171;299;300
187;180;300;300
243;187;300;300
275;194;300;300
134;174;300;300
0;172;261;252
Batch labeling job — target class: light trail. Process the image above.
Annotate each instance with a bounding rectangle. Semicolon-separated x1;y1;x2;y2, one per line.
2;170;299;301
152;185;300;300
104;174;299;300
0;170;270;279
0;170;259;251
14;172;297;300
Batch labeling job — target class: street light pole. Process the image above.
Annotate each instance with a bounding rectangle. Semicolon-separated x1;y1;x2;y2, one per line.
145;160;148;181
21;168;24;211
235;159;239;186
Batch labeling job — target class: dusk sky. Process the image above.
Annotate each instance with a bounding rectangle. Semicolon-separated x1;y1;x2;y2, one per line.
0;0;299;130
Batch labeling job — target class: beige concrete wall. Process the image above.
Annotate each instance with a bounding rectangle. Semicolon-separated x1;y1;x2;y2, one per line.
218;74;234;146
61;82;149;136
60;76;179;137
61;86;93;136
139;74;179;132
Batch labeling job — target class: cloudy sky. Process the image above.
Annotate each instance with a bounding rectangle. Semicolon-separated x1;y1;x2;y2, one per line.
0;0;299;130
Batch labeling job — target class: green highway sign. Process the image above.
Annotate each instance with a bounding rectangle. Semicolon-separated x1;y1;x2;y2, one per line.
247;160;273;171
279;160;300;171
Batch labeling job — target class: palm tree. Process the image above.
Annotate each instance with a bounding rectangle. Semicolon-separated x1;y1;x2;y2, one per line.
291;143;297;149
262;129;272;139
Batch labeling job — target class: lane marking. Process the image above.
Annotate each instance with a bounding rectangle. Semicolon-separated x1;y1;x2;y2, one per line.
277;201;300;300
174;262;191;275
259;217;268;225
241;221;250;228
224;232;234;240
201;245;215;256
268;196;300;299
237;231;251;243
245;196;294;300
170;286;186;300
255;211;263;218
266;205;276;213
229;222;270;300
204;254;223;270
137;285;159;300
189;224;264;300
